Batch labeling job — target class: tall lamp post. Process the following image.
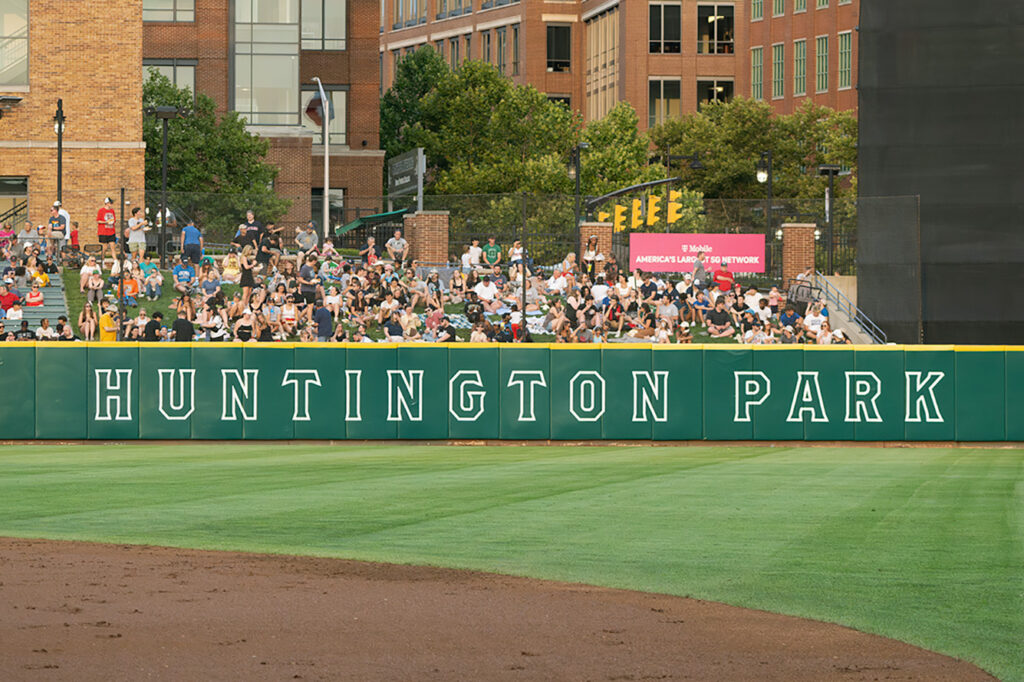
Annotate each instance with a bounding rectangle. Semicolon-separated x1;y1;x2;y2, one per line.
311;77;331;240
818;164;841;275
569;142;589;258
756;150;773;237
145;105;187;269
53;99;66;204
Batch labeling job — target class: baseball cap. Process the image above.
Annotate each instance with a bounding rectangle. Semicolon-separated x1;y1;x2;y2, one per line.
104;197;113;204
784;325;794;332
53;201;61;207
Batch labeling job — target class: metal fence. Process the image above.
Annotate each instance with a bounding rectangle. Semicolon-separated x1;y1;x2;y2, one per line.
18;188;863;281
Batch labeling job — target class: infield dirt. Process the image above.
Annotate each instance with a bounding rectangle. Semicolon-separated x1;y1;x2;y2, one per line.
0;538;995;681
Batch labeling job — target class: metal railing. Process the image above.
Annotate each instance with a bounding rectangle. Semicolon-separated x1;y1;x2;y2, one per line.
813;272;887;344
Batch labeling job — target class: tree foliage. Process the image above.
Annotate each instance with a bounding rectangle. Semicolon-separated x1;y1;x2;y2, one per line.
648;97;857;203
143;69;290;240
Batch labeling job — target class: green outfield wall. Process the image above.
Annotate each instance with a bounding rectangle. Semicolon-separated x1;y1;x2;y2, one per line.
2;343;1021;441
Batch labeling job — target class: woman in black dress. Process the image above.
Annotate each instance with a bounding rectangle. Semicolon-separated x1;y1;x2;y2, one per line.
239;244;256;308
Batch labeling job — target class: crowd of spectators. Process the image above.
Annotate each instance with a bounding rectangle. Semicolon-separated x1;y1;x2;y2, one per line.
4;199;850;344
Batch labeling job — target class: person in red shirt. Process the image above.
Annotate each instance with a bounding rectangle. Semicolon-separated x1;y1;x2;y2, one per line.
0;284;17;311
96;197;117;264
713;260;734;293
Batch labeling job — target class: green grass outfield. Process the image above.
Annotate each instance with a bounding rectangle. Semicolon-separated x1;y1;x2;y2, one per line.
0;444;1020;680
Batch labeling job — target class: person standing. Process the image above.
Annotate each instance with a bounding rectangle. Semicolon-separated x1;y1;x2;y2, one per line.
313;298;332;342
47;205;67;251
96;197;118;264
171;309;195;342
126;207;148;259
180;219;203;265
692;251;708;289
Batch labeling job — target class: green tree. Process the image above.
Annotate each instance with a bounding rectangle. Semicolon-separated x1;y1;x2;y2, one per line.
143;69;290;242
580;102;664;197
648;97;857;203
379;46;451;163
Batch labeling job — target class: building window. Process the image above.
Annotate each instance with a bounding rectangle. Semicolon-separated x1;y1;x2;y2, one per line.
143;0;195;22
379;52;384;96
464;33;471;59
546;24;571;72
392;49;400;80
449;36;461;68
482;29;491;63
697;79;733;109
649;3;681;54
838;31;852;89
495;26;506;74
548;95;571;108
839;0;851;4
393;0;403;27
511;23;520;75
794;0;806;11
793;39;806;96
0;0;27;87
143;60;197;95
751;46;763;100
436;0;446;18
234;0;300;126
648;79;680;127
311;187;344;232
301;0;346;50
815;35;828;92
817;0;827;7
751;0;763;21
771;43;784;99
434;39;444;57
301;87;347;145
697;4;734;54
586;5;618;121
773;0;784;16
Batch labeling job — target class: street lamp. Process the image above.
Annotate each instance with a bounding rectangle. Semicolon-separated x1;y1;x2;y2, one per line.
570;142;589;258
818;164;842;274
53;99;66;204
756;150;773;239
662;146;705;173
144;105;189;268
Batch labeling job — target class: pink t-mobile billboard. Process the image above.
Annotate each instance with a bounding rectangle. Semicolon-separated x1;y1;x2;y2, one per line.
629;233;766;273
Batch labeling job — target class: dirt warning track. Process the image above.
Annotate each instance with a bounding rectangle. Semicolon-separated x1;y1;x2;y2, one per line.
0;538;995;681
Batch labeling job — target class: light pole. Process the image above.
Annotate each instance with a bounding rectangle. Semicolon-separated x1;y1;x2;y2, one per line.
311;77;331;240
818;164;841;275
570;142;589;259
53;99;66;204
145;105;185;268
756;150;773;238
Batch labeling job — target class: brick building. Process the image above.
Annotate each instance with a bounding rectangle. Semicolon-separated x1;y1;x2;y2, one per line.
380;0;856;129
142;0;385;233
0;0;147;243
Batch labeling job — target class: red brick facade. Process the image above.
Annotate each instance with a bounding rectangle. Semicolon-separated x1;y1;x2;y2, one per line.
782;222;817;283
143;0;385;233
403;211;449;265
381;0;855;128
579;221;613;273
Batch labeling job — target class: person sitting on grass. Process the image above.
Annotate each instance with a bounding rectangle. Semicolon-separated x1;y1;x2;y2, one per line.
78;303;98;341
706;299;736;339
172;255;196;295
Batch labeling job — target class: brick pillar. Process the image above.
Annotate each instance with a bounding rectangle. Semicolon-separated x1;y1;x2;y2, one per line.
403;211;450;265
580;221;614;273
782;223;817;284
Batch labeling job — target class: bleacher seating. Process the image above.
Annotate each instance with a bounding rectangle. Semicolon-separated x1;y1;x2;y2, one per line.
2;262;70;330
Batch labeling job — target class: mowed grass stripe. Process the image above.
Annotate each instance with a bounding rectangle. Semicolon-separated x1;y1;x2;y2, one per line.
0;445;1020;681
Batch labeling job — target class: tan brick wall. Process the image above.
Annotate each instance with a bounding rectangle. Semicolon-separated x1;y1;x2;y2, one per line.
0;0;145;241
782;223;817;284
403;211;449;265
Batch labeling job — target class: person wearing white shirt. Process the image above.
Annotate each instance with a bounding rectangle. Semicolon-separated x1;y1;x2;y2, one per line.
591;279;610;308
473;276;502;312
803;305;827;341
468;239;483;268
